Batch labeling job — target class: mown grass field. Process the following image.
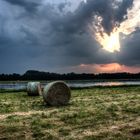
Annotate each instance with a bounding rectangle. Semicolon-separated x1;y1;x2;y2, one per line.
0;86;140;140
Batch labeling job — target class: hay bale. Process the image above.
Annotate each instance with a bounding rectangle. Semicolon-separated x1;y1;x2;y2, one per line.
43;81;71;106
27;82;42;96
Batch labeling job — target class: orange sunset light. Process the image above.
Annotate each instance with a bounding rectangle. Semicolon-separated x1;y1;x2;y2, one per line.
78;63;140;73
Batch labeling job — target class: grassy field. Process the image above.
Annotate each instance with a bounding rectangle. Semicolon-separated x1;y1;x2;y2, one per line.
0;86;140;140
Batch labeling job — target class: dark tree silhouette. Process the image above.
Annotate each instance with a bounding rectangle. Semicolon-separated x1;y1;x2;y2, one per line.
0;70;140;81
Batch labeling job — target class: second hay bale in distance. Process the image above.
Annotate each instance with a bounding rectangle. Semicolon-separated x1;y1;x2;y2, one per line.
27;82;42;96
43;81;71;106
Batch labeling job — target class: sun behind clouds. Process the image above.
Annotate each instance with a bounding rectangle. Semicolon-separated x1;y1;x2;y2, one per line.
95;30;120;53
90;0;140;53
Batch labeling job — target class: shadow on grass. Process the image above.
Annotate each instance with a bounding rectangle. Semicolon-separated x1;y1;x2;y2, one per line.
0;89;26;93
43;102;72;108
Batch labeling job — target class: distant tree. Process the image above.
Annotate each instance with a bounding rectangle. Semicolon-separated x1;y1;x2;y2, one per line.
0;70;140;81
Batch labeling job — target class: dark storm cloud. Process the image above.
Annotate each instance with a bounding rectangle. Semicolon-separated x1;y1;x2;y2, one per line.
118;30;140;66
115;0;133;22
4;0;40;12
74;0;134;34
41;0;135;66
0;0;139;73
43;0;134;42
58;2;71;12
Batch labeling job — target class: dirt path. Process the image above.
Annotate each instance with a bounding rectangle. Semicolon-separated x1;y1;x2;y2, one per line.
0;109;58;120
0;111;42;120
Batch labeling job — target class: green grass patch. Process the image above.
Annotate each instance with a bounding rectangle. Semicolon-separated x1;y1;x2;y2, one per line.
0;86;140;139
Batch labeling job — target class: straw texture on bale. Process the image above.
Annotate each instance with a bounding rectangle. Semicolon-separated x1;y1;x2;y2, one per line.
43;81;71;106
27;82;42;96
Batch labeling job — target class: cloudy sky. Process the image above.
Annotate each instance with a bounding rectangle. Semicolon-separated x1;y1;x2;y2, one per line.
0;0;140;74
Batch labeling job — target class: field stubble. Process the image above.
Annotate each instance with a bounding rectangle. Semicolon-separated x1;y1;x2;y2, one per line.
0;86;140;140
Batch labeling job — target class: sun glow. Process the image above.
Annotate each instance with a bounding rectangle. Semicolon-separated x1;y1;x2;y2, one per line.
96;30;120;53
90;0;140;53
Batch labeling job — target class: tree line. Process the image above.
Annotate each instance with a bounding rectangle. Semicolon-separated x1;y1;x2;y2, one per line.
0;70;140;81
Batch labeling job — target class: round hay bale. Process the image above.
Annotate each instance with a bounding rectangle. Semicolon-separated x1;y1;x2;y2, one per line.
27;82;42;96
43;81;71;106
